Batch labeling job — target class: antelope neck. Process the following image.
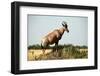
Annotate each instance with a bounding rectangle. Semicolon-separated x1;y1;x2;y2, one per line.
59;27;65;35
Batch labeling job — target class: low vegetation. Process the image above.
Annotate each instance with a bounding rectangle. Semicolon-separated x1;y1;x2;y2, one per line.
28;44;88;61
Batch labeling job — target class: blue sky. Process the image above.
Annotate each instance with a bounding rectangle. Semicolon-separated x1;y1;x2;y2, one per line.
27;15;88;46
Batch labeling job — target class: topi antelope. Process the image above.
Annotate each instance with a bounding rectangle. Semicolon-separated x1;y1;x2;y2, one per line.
41;21;69;56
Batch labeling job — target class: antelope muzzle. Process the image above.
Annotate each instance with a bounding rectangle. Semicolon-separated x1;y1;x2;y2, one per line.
66;28;69;33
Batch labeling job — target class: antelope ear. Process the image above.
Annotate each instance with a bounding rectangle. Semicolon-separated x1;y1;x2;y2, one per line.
62;21;67;25
62;23;65;27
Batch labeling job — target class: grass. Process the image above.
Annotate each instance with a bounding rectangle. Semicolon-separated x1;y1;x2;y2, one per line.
28;44;88;61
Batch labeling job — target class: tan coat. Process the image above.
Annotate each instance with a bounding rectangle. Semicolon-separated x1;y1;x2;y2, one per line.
41;27;65;47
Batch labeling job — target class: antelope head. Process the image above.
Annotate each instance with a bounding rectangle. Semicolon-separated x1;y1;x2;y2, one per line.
62;21;69;33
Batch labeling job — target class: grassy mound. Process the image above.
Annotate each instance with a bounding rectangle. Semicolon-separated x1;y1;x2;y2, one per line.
28;44;88;61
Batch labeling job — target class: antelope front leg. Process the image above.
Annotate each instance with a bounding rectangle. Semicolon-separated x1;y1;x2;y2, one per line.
42;49;45;55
